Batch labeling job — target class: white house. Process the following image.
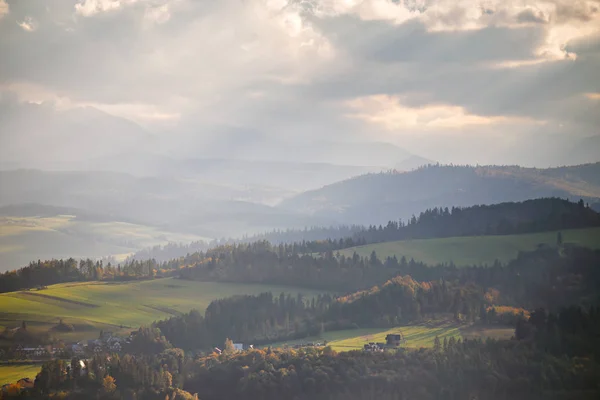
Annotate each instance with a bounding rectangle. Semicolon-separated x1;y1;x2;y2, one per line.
233;343;244;352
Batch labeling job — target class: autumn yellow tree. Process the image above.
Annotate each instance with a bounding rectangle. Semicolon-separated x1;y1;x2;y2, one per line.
102;375;116;393
224;338;235;354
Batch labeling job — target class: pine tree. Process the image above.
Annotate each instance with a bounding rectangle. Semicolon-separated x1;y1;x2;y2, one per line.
433;336;441;352
556;231;563;246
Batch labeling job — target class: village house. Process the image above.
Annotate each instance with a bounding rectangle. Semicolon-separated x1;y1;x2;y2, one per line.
17;345;48;358
109;341;122;352
363;342;385;352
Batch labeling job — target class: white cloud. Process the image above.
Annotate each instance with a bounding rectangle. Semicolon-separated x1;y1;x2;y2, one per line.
74;0;134;17
0;0;8;19
309;1;600;60
17;16;38;32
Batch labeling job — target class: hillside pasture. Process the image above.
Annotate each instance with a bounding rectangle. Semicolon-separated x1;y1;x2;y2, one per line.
0;278;329;342
0;363;42;385
269;321;514;352
338;227;600;266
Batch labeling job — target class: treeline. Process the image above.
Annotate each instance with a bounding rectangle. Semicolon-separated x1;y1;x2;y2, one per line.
176;239;600;298
353;197;600;244
156;292;337;350
0;258;168;293
176;241;399;291
128;225;364;262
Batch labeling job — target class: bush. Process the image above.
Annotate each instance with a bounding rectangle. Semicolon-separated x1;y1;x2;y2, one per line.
52;319;75;332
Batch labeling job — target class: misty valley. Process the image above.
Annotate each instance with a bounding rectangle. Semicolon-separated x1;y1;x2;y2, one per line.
1;173;600;399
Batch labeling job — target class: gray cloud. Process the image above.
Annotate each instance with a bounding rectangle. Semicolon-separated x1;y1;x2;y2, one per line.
0;0;599;167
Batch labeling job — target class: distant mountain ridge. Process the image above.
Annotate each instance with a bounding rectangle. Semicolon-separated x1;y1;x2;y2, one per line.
0;169;334;238
279;163;600;225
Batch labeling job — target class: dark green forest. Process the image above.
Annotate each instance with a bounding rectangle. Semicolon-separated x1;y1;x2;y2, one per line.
152;245;600;351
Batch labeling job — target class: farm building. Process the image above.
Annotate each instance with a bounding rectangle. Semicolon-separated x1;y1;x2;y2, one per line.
385;333;404;347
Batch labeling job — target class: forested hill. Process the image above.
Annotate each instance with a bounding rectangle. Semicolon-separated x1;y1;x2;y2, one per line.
280;163;600;225
130;198;600;261
353;197;600;243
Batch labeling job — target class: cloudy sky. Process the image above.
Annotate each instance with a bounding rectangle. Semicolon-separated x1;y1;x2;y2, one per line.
0;0;599;166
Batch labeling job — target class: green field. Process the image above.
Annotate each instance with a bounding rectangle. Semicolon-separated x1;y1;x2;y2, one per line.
0;278;328;342
338;227;600;266
269;322;514;352
0;215;210;272
0;363;42;385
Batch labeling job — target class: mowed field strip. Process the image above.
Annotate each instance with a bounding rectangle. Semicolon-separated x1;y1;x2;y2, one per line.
269;322;514;352
338;227;600;266
0;278;329;342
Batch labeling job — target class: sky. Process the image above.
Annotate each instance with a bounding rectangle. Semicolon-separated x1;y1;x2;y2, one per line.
0;0;599;166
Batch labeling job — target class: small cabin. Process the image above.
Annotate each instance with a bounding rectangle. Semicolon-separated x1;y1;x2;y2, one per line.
385;333;404;347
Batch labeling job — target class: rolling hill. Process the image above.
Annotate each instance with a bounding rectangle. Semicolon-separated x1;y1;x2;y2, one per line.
0;278;328;343
279;163;600;225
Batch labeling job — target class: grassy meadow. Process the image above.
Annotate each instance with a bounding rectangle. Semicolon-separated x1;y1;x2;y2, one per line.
0;363;42;385
0;215;209;272
0;278;329;343
338;227;600;266
269;322;514;352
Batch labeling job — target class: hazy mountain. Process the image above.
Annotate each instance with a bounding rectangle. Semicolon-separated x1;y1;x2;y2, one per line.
0;102;150;166
0;170;332;237
82;155;384;193
279;163;600;225
148;126;425;167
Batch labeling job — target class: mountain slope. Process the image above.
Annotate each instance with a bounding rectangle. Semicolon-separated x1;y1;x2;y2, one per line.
279;163;600;225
